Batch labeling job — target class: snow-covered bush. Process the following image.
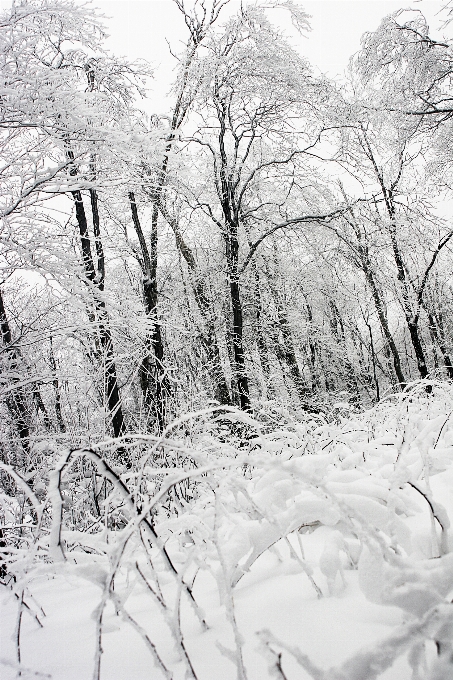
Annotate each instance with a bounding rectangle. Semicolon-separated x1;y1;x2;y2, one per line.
1;384;453;679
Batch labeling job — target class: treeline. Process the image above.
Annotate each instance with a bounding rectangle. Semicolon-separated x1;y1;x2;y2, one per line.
2;0;453;469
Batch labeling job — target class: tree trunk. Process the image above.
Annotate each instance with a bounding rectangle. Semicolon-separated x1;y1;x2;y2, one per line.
388;219;429;379
70;177;125;440
229;270;250;411
155;200;231;405
251;262;273;398
426;310;453;380
365;319;380;402
360;133;426;382
302;297;319;389
214;93;251;412
328;300;360;402
276;305;310;402
225;230;250;411
0;288;30;454
263;255;314;408
129;193;172;430
359;245;407;387
49;337;66;433
383;181;428;380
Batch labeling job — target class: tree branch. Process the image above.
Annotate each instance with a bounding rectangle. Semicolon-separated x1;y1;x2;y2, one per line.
239;205;351;274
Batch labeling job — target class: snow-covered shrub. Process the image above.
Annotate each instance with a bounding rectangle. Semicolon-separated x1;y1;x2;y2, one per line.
1;385;453;679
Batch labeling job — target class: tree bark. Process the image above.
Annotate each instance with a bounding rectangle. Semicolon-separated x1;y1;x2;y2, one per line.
361;132;428;381
328;300;360;402
357;241;407;387
0;288;30;453
262;253;316;408
215;97;251;411
155;200;231;405
426;309;453;380
251;261;273;398
129;192;171;431
225;233;251;411
68;154;125;440
49;337;66;433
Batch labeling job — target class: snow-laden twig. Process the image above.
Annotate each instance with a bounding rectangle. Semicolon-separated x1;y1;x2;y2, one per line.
0;657;51;678
259;603;453;680
408;481;450;555
323;603;453;680
48;447;208;629
214;491;248;680
257;629;324;680
109;590;172;680
0;463;43;526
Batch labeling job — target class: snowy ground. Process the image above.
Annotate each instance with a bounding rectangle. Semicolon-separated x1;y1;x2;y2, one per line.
1;384;453;680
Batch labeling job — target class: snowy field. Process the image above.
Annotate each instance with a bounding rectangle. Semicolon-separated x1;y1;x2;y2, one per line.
1;383;453;680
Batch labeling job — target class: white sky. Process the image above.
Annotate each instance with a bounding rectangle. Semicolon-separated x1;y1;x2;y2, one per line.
92;0;446;111
0;0;446;110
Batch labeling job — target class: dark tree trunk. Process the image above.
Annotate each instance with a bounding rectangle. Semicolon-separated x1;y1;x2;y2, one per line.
129;193;170;431
359;246;407;387
69;170;125;440
251;262;273;397
427;310;453;380
388;214;428;379
406;319;429;379
155;200;231;405
365;320;380;402
96;302;126;439
360;133;425;383
49;337;66;433
227;236;250;412
328;300;360;403
33;385;51;429
214;94;251;412
263;255;314;408
302;298;319;389
128;28;209;426
0;289;30;453
276;305;309;403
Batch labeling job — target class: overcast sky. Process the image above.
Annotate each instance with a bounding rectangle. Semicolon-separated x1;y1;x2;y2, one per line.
90;0;445;111
0;0;447;108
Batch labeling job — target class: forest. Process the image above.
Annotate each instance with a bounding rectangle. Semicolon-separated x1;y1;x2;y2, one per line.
1;0;453;678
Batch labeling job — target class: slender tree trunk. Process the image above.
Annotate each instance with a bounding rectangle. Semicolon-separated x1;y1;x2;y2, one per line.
224;297;239;404
129;192;169;431
328;300;360;402
68;156;125;439
265;292;312;405
33;385;51;429
385;215;428;380
386;204;428;380
212;92;251;412
251;261;273;398
49;337;66;433
276;305;309;401
359;246;407;387
360;133;427;381
426;309;453;380
155;200;231;404
302;297;319;389
428;322;440;371
149;202;169;430
365;319;380;402
263;254;314;408
128;26;212;425
230;275;250;410
0;288;30;454
96;304;126;439
225;231;250;411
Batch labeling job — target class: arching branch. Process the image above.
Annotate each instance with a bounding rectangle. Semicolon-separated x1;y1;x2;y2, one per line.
239;205;353;274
